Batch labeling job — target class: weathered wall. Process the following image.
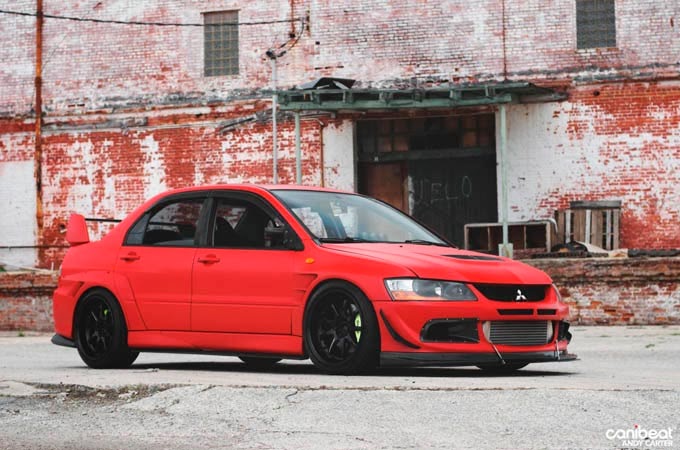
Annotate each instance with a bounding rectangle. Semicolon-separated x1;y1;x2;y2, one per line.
1;258;678;331
503;81;680;249
0;272;55;332
322;120;355;191
4;0;680;115
528;257;680;325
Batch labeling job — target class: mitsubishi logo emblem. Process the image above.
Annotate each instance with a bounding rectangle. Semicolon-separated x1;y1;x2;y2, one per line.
515;289;527;301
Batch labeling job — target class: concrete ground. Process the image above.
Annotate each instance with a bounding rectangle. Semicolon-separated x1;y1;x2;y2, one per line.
0;326;678;450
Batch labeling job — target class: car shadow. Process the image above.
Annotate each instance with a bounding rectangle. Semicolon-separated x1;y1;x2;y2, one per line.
122;360;576;378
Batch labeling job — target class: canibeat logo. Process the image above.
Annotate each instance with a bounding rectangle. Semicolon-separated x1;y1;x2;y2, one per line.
606;424;673;448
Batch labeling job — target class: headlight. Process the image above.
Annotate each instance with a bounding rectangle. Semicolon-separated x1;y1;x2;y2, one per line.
385;278;477;301
552;284;564;303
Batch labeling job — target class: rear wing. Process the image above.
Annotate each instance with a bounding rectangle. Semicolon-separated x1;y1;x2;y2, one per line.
65;214;121;246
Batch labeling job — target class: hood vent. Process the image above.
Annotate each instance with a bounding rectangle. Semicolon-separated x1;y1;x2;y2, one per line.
444;254;502;261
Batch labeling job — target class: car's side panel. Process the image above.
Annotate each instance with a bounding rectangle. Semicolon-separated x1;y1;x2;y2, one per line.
128;330;304;356
191;249;297;334
115;247;197;330
53;240;122;338
111;273;147;331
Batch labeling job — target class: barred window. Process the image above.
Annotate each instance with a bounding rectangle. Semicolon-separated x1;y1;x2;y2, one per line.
204;11;239;76
576;0;616;49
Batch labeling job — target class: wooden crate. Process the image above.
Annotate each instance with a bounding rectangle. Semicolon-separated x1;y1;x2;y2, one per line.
464;221;556;257
555;201;621;250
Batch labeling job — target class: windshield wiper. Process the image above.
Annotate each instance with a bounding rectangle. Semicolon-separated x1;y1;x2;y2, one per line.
318;237;368;243
402;239;450;247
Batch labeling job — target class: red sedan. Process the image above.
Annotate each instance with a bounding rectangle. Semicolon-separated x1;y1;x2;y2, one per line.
52;185;575;374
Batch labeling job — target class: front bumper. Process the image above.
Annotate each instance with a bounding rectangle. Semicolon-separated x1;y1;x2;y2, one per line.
381;349;578;367
375;296;575;365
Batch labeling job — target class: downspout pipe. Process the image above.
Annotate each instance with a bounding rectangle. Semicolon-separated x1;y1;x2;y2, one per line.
498;104;512;258
268;54;279;184
295;111;301;184
34;0;44;235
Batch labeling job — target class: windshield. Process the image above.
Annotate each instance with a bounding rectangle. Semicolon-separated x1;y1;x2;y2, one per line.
272;190;448;245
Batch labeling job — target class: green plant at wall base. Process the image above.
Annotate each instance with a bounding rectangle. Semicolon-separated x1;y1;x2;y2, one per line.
17;331;25;337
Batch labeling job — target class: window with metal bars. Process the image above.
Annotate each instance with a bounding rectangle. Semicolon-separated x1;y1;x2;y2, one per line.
204;11;239;76
576;0;616;49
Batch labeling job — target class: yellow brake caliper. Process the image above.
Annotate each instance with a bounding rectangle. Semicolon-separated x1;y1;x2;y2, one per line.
354;313;362;342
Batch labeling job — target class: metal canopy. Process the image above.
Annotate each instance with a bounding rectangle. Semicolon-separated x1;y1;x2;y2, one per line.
278;82;566;111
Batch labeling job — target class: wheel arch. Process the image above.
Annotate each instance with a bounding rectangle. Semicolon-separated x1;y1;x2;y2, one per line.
72;286;130;336
301;278;382;353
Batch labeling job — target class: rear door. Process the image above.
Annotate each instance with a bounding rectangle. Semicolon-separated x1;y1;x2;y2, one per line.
116;194;208;331
191;192;300;334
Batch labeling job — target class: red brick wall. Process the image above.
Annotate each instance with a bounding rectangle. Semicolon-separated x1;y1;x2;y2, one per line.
528;257;680;325
3;0;679;115
0;272;56;332
507;81;680;250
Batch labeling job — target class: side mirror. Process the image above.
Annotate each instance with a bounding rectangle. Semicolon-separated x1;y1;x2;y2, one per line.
283;228;304;250
65;213;90;246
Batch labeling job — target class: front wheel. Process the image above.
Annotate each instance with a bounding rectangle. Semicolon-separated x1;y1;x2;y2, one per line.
304;282;379;375
74;289;138;369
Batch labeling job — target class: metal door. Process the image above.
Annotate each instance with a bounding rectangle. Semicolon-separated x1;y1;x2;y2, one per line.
408;155;497;246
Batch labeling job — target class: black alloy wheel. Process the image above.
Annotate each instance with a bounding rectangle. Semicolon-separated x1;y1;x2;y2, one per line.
75;289;138;369
304;281;379;375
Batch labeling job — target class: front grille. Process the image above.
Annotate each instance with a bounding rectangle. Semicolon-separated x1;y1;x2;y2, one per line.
485;320;552;346
474;284;547;302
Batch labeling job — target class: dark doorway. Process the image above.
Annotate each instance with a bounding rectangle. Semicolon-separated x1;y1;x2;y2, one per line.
408;156;497;246
357;114;498;246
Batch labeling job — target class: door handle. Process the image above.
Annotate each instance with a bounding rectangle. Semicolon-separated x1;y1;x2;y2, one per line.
120;252;141;262
197;254;220;264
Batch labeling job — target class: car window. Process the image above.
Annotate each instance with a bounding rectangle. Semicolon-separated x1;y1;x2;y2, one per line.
212;198;289;249
131;198;205;247
273;190;447;244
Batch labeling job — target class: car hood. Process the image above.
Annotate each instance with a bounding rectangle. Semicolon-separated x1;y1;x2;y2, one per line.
322;243;552;285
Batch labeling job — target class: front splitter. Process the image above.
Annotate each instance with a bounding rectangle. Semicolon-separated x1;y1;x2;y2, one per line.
380;350;578;367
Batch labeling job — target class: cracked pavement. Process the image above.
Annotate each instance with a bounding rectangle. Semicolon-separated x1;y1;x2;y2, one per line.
1;326;679;449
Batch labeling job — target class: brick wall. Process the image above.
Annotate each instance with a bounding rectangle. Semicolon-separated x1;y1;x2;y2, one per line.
528;257;680;325
504;81;680;250
3;0;679;115
0;272;56;332
1;258;678;331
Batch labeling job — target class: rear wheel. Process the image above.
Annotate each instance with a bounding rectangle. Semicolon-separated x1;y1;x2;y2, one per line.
74;289;138;369
304;282;379;375
239;356;281;369
476;362;528;374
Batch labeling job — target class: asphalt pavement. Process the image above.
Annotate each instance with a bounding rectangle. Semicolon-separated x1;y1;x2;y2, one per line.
1;325;678;450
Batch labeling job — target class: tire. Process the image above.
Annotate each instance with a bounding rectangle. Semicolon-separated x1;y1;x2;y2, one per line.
304;281;379;375
74;288;139;369
239;356;282;369
476;362;529;374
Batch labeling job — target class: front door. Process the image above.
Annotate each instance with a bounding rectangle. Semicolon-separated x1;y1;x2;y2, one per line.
191;194;298;334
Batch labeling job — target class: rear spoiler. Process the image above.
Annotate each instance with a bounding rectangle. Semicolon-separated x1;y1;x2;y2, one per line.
65;214;121;246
